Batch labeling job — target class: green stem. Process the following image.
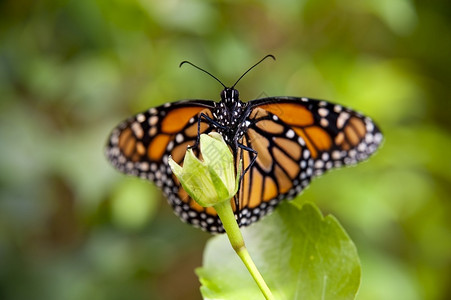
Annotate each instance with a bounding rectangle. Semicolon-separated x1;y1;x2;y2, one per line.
214;200;275;300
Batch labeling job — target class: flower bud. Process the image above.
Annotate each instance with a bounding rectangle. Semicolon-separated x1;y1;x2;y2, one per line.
168;133;240;207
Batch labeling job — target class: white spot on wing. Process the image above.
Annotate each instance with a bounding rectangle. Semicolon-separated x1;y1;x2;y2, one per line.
131;122;144;139
136;114;146;123
315;160;324;169
286;129;295;138
176;133;184;143
332;150;341;160
337;112;350;129
374;132;383;144
139;162;149;171
318;108;329;117
149;116;159;126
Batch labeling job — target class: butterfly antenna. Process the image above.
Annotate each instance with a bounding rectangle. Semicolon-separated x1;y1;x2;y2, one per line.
179;61;227;89
231;54;276;88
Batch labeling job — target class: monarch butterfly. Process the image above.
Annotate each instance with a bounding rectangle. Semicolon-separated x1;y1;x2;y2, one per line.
105;55;383;233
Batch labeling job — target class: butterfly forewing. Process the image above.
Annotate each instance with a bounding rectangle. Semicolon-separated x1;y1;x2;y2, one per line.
249;97;383;176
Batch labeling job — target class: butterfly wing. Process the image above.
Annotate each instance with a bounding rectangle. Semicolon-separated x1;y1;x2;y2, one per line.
233;105;314;226
250;96;383;173
233;97;383;227
105;100;227;232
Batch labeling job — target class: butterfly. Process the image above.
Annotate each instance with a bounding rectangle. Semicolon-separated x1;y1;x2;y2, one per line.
105;55;383;233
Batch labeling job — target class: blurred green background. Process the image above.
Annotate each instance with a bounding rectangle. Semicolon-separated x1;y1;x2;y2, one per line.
1;0;450;299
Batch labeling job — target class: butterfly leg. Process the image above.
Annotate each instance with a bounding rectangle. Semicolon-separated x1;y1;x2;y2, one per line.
237;142;257;181
189;112;227;150
234;142;257;225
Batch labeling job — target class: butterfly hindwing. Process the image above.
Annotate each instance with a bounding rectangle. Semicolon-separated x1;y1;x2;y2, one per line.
233;106;314;226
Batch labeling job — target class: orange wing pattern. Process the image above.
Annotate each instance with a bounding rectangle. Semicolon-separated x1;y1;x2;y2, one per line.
250;97;382;172
233;106;312;226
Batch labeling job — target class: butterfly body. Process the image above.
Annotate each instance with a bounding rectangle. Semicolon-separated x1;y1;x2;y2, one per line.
211;88;249;145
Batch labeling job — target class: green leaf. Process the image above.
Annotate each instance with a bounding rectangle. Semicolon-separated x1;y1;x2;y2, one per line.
197;202;361;300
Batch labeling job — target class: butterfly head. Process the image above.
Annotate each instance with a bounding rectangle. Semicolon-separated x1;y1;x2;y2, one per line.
220;88;240;106
216;87;244;131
